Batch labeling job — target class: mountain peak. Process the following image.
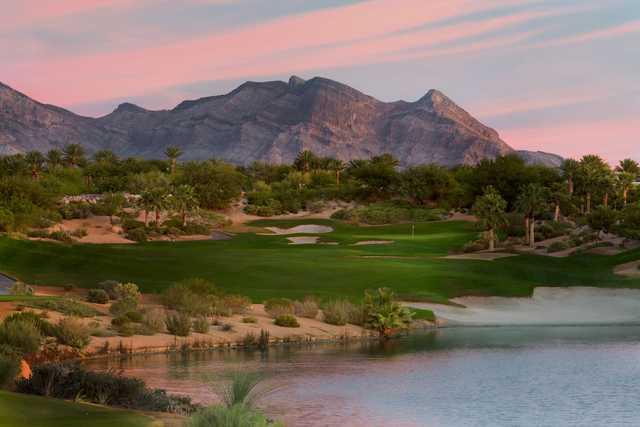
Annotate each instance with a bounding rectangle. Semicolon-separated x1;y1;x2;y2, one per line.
113;102;145;114
288;75;306;89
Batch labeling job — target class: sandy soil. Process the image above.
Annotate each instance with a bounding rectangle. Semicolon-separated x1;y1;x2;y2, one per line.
48;216;134;244
351;240;394;246
447;212;477;222
614;260;640;278
406;287;640;326
262;225;334;235
443;252;518;261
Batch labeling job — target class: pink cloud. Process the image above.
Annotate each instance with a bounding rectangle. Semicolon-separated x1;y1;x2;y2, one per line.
501;118;640;163
528;19;640;49
5;0;536;107
471;91;606;118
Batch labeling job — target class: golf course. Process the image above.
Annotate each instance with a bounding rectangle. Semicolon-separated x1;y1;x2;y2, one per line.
1;219;638;303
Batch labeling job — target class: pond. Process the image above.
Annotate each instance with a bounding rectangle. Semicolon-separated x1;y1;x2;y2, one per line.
0;273;15;295
87;326;640;426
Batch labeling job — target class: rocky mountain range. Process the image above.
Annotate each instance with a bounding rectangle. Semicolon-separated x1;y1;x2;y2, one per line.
0;76;562;167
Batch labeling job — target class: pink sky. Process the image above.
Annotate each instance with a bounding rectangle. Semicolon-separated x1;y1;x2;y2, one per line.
1;0;639;162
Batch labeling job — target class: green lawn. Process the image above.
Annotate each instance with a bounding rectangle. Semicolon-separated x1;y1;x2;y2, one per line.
0;391;154;427
1;219;639;303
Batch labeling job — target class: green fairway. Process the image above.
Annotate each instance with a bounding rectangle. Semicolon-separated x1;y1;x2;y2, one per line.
1;220;639;302
0;391;154;427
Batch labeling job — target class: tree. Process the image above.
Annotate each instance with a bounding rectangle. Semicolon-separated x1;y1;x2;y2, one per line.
616;159;640;206
325;158;345;186
472;186;507;251
294;150;318;173
24;151;45;181
576;155;611;214
164;146;183;175
62;144;86;168
98;192;126;225
549;182;570;222
176;161;243;209
515;183;549;248
363;288;413;339
561;159;580;195
400;164;456;207
587;206;618;238
346;154;399;201
93;150;118;164
45;149;63;171
168;184;199;226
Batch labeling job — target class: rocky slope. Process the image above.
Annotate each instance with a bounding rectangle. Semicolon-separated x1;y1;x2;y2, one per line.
0;76;559;166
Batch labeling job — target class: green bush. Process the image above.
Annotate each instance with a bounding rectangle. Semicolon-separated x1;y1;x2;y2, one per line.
49;230;74;244
0;320;42;356
109;298;138;317
3;312;56;337
59;202;91;220
363;288;413;339
547;241;569;253
165;313;191;337
87;289;109;304
162;279;220;316
53;317;91;349
125;228;148;242
142;309;165;334
188;404;281;427
98;280;120;299
0;353;20;389
223;295;252;315
23;298;100;317
242;316;257;324
274;314;300;328
264;298;295;318
192;317;210;334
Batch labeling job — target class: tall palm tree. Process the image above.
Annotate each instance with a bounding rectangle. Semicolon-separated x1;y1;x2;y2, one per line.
24;151;45;180
62;144;86;168
168;185;199;226
472;186;507;252
326;159;345;186
516;183;549;248
294;150;317;173
561;159;580;195
93;150;118;164
164;146;183;175
45;149;63;171
615;158;640;206
576;155;610;214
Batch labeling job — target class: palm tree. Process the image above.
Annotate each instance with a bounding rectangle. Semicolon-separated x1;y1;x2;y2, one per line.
139;191;155;227
561;159;580;195
93;150;118;164
62;144;86;168
45;149;63;171
326;159;345;186
615;159;640;206
515;183;549;248
363;288;413;340
24;151;45;180
168;185;199;226
576;155;610;214
164;146;183;175
472;186;507;252
294;150;317;173
549;182;569;222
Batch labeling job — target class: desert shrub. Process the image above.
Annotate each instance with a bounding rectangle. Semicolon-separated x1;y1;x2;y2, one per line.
49;230;74;244
274;314;300;328
330;204;444;225
188;404;280;427
87;289;109;304
16;362;196;414
0;353;20;389
192;317;210;334
322;300;356;326
143;308;166;333
547;241;569;253
162;279;220;316
70;228;88;238
461;239;489;253
220;323;233;332
26;229;50;239
0;320;42;355
242;316;257;324
587;207;619;234
264;298;295;318
59;202;91;220
109;298;138;317
243;333;256;347
181;222;211;235
258;330;270;350
125;228;148;242
223;295;252;315
9;282;33;296
165;313;191;337
53;317;91;349
294;297;319;319
124;310;144;323
113;282;141;302
98;280;120;299
111;316;130;327
3;312;56;337
24;298;101;317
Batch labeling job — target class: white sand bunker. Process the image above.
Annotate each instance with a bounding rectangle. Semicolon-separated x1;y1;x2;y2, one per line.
352;240;394;246
287;236;320;245
614;261;640;278
444;252;517;261
407;287;640;326
263;225;333;235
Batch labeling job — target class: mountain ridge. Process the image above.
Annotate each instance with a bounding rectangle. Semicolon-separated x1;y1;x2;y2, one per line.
0;77;561;167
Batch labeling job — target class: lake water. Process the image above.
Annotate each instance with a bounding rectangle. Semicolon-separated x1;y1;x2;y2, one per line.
0;273;15;295
88;326;640;426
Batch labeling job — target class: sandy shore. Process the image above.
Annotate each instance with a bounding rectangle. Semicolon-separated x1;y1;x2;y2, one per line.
406;287;640;326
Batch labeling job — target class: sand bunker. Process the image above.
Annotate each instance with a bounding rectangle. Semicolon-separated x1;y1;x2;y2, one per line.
287;236;320;245
407;287;640;326
614;261;640;278
443;252;517;261
352;240;394;246
264;225;333;235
